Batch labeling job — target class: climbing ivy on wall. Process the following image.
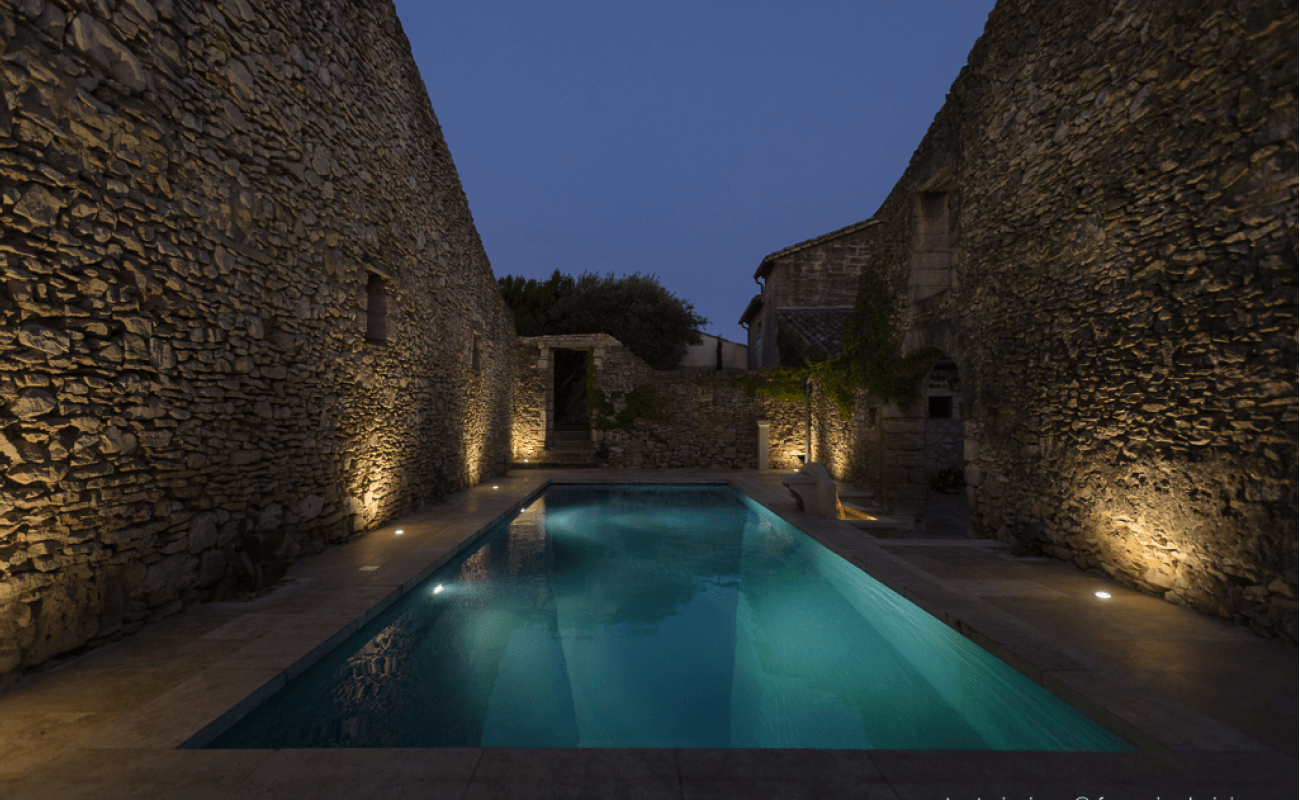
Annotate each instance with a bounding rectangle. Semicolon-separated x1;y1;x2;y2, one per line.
728;367;808;404
732;287;940;419
834;288;941;408
584;349;670;431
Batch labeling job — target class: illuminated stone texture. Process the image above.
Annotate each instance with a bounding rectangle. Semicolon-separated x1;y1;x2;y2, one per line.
0;0;513;679
782;2;1298;641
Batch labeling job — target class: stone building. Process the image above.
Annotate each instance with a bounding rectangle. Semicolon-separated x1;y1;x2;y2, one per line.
0;0;515;680
739;218;875;369
765;0;1298;642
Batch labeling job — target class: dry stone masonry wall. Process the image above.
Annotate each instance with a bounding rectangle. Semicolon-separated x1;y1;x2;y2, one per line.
596;370;804;471
0;0;515;680
511;334;805;470
858;0;1297;641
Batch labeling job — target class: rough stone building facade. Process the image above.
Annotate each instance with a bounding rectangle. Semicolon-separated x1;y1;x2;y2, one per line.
739;218;875;369
780;0;1297;642
0;0;514;680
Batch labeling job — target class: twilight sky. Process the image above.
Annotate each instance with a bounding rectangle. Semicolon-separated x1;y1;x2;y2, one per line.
390;0;998;344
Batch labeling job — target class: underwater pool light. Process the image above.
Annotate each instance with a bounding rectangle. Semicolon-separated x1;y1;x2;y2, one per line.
433;584;445;594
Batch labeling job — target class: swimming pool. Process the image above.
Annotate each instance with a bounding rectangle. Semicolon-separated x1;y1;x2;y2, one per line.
208;484;1132;750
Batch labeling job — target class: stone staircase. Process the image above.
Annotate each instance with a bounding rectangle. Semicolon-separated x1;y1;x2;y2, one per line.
510;429;599;469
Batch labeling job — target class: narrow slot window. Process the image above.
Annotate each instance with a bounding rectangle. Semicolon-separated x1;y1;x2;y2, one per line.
366;272;387;344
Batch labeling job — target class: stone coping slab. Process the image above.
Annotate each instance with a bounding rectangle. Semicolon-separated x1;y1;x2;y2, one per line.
0;469;1293;799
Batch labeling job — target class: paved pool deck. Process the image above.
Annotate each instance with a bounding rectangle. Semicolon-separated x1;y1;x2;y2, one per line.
0;469;1294;799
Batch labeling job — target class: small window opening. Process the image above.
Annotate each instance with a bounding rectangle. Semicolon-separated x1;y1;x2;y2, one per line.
366;272;387;343
928;395;953;419
471;332;482;371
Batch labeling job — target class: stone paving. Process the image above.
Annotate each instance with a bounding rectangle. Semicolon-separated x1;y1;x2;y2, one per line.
0;469;1294;799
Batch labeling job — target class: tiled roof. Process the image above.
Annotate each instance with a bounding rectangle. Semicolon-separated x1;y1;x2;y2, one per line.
776;308;855;357
754;218;878;280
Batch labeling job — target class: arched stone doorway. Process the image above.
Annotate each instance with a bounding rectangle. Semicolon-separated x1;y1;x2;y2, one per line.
921;356;970;537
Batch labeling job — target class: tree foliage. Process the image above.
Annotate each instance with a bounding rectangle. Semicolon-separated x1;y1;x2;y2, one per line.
498;270;708;369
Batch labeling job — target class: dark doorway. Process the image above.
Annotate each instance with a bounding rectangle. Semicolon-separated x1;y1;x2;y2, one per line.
553;349;590;432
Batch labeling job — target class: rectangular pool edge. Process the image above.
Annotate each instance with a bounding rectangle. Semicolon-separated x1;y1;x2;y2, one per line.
723;481;1256;756
181;474;1259;756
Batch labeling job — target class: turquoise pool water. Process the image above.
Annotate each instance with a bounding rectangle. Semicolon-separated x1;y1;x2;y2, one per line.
209;484;1133;750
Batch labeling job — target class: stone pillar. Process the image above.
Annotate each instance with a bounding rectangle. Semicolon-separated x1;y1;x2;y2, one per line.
756;419;771;470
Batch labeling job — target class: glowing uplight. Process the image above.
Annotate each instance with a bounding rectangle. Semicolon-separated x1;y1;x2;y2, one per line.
524;459;529;462
433;584;445;594
493;485;499;489
1095;591;1111;599
395;529;404;535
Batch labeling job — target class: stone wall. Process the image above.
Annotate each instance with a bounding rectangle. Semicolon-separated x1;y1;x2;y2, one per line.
761;222;876;310
0;0;515;680
746;219;877;369
581;337;805;470
806;386;928;519
924;419;964;478
511;334;805;470
510;338;548;459
597;371;805;471
509;333;626;459
820;0;1296;640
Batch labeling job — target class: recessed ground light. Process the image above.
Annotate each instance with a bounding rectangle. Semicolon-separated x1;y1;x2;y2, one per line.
493;486;498;489
395;529;404;535
524;459;529;462
1095;591;1111;599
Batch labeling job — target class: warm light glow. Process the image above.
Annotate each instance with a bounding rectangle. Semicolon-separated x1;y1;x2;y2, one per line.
395;529;404;535
1095;591;1111;599
493;485;499;489
524;459;529;462
433;584;445;594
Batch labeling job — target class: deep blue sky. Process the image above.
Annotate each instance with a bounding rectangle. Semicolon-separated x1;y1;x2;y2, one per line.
391;0;998;344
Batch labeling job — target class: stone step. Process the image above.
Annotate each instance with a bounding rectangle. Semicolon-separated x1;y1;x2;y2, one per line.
551;429;591;442
843;515;906;536
511;444;599;469
545;447;595;458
